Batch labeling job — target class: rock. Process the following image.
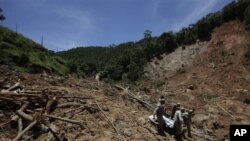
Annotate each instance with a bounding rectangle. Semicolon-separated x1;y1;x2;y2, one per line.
123;128;132;137
187;85;195;90
185;89;192;93
213;121;224;129
102;106;109;111
137;117;146;125
243;98;250;104
236;89;248;94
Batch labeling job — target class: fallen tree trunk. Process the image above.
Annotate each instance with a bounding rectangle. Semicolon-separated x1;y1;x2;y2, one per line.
114;84;155;111
43;114;82;126
16;110;34;122
217;104;236;120
7;82;20;91
25;109;82;126
11;103;29;126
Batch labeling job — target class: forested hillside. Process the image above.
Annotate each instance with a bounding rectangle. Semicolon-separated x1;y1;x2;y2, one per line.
58;0;250;82
0;26;69;75
1;0;250;81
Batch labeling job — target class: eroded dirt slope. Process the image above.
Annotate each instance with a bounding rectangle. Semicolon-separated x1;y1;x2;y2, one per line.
142;21;250;140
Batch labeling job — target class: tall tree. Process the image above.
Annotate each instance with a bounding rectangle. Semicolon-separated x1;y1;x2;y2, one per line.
143;30;152;40
0;8;6;21
244;5;250;31
197;18;211;41
222;1;237;22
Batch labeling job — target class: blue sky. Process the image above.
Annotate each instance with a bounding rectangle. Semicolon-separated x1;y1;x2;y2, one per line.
1;0;233;51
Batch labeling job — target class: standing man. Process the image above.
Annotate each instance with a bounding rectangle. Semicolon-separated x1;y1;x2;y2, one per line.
171;103;180;119
174;107;184;141
182;109;194;138
95;72;100;86
153;98;166;134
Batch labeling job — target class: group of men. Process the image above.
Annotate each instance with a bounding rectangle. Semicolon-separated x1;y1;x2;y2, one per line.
153;96;194;140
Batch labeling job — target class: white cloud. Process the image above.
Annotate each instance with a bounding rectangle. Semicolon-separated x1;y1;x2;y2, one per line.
170;0;218;31
52;8;93;30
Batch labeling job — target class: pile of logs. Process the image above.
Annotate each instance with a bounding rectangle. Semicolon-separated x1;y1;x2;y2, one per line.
0;80;93;141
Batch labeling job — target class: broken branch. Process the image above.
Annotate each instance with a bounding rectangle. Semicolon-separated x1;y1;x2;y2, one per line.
217;104;236;120
114;84;155;111
13;120;38;141
43;114;82;126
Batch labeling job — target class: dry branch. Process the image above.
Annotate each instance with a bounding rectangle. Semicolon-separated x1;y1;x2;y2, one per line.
43;114;82;126
25;109;82;126
13;120;38;141
217;104;236;120
0;92;43;98
55;96;93;99
64;103;95;114
114;84;155;111
58;102;81;108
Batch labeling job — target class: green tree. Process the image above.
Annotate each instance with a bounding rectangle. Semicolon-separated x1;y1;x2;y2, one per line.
143;30;152;40
222;1;237;22
127;62;141;81
158;31;177;53
0;8;6;21
197;18;212;41
236;0;250;21
244;5;250;31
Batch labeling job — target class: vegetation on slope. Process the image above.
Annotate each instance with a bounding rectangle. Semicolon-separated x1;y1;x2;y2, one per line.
1;0;250;81
0;26;69;75
58;0;250;82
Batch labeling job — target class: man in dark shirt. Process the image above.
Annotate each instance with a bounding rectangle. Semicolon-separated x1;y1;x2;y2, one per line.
153;98;166;133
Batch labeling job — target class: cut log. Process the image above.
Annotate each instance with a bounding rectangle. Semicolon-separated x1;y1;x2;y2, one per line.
7;82;20;91
16;110;34;122
58;102;81;108
18;118;23;133
45;97;58;114
11;103;29;127
11;115;19;127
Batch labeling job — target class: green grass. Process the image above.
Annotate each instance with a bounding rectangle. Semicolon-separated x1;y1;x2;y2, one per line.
0;26;69;75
